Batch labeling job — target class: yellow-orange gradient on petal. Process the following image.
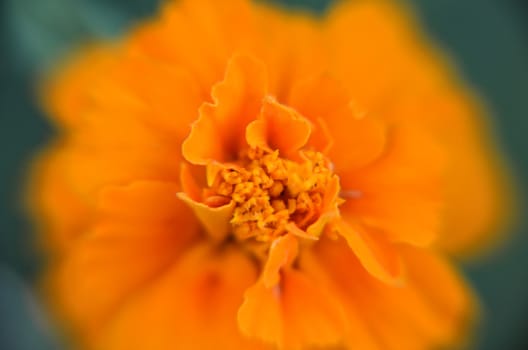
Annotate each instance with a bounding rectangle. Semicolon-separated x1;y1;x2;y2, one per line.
29;0;513;349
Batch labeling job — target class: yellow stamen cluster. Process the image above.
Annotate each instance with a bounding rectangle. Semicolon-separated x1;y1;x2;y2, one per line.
205;148;334;242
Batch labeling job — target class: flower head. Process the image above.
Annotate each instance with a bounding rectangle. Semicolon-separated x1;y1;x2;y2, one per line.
32;0;511;349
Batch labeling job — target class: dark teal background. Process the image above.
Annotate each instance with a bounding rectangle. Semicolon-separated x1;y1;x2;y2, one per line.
1;0;527;349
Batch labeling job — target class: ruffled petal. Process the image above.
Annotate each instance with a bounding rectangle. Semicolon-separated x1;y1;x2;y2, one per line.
246;97;312;157
182;54;268;165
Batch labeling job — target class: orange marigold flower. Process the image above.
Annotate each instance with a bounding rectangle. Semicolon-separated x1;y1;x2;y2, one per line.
30;0;513;349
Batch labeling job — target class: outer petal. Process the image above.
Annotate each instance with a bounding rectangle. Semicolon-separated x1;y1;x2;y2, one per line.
49;58;186;201
325;0;430;108
176;0;256;62
63;104;182;200
28;145;92;252
99;244;267;350
325;0;513;255
299;251;382;350
335;219;404;285
97;50;204;141
341;125;445;247
238;269;346;350
381;83;514;256
41;46;115;128
251;3;326;100
40;44;202;205
130;0;256;93
50;182;199;340
313;237;476;350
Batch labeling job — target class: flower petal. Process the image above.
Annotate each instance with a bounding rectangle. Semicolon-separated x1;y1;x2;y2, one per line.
325;0;513;256
237;281;283;346
238;269;346;350
288;73;386;172
132;0;257;93
177;192;235;242
41;46;115;128
182;53;268;165
299;250;382;350
325;0;427;107
398;246;477;344
179;162;203;202
313;237;475;350
251;4;326;100
245;118;272;152
341;125;444;247
98;51;204;140
335;218;403;285
52;181;199;338
305;175;341;237
377;69;514;255
100;244;267;350
261;234;299;288
28;146;91;252
246;97;312;157
62;98;181;200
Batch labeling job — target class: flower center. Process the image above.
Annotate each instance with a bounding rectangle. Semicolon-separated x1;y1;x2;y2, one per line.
203;148;336;242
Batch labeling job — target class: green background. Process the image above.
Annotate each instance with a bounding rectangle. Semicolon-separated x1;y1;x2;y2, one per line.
1;0;527;349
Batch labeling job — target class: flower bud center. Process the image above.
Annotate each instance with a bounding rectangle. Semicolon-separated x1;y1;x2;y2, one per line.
204;148;335;242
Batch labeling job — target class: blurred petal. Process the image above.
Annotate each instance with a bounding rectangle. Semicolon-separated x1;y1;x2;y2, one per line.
238;269;346;349
99;244;266;350
341;125;445;247
289;74;386;172
41;46;115;128
52;181;199;337
313;237;475;350
335;219;403;285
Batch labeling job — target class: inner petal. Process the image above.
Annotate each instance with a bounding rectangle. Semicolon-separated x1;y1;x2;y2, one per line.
246;97;312;158
182;54;268;165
